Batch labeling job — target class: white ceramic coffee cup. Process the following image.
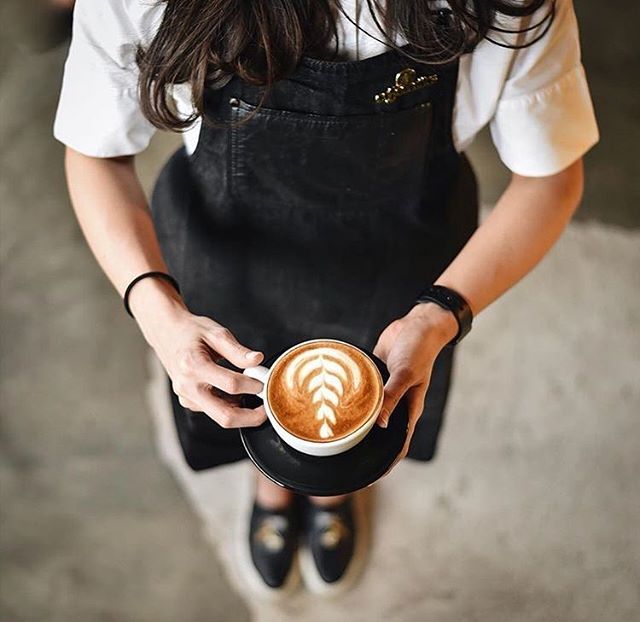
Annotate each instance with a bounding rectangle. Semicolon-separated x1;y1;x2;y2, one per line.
242;338;384;457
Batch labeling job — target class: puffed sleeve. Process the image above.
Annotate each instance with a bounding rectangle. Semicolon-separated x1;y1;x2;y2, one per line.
53;0;160;157
489;0;599;176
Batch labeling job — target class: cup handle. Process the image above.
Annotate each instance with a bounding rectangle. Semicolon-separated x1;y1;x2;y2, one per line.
242;365;269;400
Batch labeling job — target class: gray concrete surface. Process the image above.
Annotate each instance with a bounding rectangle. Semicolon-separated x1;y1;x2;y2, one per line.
0;41;250;622
1;3;639;621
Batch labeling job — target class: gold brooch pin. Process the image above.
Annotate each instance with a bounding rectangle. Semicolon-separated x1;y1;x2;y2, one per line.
374;67;438;104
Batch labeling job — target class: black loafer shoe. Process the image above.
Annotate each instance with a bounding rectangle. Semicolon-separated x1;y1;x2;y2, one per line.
299;491;369;596
233;494;302;600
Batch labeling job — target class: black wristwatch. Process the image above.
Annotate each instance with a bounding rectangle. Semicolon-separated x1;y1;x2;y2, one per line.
414;284;473;346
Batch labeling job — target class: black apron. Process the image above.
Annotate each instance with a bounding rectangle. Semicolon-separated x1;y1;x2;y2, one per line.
150;29;479;472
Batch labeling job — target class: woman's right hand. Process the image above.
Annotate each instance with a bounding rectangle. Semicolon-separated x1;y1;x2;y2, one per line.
62;147;266;430
132;284;268;429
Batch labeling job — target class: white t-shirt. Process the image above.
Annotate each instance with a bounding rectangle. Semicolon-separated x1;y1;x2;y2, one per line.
53;0;599;177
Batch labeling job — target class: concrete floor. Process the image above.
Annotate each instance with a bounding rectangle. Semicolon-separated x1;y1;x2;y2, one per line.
1;4;639;621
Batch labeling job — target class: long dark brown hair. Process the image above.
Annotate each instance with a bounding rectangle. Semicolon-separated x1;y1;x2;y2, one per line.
136;0;555;131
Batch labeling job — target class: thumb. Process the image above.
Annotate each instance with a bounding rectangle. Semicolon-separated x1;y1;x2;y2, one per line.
372;328;393;363
372;338;388;363
375;369;412;428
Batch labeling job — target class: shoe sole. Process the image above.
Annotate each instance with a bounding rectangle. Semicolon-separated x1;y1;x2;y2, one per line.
298;487;371;598
228;469;302;602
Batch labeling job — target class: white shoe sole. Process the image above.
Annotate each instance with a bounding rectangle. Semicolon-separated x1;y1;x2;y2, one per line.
298;488;370;598
228;473;302;602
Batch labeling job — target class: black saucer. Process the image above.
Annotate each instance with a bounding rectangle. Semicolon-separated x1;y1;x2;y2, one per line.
239;346;408;496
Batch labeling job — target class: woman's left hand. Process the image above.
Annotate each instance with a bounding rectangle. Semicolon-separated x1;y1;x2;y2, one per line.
371;302;458;477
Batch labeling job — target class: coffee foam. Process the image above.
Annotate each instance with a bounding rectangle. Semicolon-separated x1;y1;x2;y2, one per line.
267;340;382;442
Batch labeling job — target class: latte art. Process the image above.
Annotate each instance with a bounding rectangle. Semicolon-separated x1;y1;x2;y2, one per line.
267;340;383;442
285;347;362;439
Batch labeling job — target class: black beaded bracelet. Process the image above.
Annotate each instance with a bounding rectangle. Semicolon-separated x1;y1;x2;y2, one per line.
414;284;473;346
123;271;181;319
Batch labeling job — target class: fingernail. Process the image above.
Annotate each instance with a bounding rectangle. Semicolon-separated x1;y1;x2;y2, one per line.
245;350;259;359
379;409;389;428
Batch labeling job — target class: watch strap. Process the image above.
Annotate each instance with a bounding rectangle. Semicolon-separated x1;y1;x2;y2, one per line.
414;284;473;345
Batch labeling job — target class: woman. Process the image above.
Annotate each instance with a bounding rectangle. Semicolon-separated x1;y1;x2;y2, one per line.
54;0;598;599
